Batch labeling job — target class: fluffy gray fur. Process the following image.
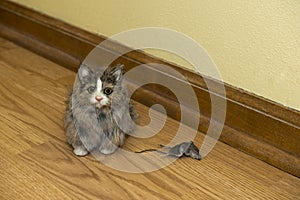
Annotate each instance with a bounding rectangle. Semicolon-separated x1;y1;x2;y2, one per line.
64;64;136;156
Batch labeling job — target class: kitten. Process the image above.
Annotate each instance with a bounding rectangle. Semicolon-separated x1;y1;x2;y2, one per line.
64;64;136;156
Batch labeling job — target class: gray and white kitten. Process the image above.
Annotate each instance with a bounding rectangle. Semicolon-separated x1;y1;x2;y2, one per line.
64;64;136;156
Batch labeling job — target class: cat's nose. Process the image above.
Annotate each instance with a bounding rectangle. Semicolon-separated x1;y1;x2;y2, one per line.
95;96;103;102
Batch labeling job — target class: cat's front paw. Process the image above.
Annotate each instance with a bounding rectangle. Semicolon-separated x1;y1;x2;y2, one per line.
73;146;89;156
99;144;118;155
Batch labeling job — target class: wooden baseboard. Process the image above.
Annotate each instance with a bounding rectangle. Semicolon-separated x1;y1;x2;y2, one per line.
1;0;299;177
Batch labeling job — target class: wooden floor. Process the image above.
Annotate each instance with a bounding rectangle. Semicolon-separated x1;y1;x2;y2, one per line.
0;37;299;200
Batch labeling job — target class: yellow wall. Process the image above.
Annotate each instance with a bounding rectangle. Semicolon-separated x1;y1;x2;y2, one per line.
10;0;300;110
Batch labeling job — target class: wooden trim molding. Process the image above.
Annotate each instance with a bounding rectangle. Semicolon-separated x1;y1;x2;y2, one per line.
1;1;299;177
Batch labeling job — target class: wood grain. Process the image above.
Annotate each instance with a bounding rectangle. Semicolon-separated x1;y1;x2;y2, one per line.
0;37;300;199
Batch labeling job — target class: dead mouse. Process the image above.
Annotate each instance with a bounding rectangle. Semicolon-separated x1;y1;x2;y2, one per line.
135;141;201;160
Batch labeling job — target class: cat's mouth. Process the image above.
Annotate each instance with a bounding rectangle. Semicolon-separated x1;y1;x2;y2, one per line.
94;103;105;110
92;101;107;108
94;102;110;110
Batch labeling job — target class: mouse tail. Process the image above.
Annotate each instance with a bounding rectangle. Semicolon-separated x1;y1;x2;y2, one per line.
159;144;171;149
134;149;158;153
135;149;168;155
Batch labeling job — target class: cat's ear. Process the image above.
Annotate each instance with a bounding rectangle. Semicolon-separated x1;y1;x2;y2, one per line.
110;64;125;83
78;64;92;84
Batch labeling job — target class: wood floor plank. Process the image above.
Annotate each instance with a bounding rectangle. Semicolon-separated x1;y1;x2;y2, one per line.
173;142;300;200
0;45;74;81
0;37;18;52
1;37;300;199
0;61;69;143
18;141;185;200
0;153;71;200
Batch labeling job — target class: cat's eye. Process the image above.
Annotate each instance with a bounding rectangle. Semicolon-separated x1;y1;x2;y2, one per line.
103;88;113;95
87;86;95;94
